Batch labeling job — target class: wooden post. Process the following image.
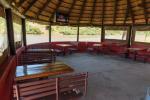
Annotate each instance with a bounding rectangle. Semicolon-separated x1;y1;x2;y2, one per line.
49;24;51;42
5;8;16;55
101;25;105;42
125;25;133;58
127;25;132;48
77;25;79;42
22;18;27;47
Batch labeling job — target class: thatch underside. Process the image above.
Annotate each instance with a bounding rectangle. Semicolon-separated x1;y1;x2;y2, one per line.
11;0;150;26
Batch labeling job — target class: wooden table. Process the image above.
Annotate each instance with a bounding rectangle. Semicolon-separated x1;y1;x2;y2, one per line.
126;48;145;60
26;49;52;53
15;62;74;81
56;44;73;55
93;44;102;47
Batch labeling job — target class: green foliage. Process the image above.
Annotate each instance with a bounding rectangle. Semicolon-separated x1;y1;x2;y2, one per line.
51;26;101;35
26;22;44;35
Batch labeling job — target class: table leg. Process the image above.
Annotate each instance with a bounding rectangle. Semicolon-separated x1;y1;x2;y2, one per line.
125;50;129;58
134;52;137;61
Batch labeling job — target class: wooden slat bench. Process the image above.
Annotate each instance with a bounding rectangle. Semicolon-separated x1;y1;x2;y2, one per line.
13;72;88;100
17;51;56;65
13;78;59;100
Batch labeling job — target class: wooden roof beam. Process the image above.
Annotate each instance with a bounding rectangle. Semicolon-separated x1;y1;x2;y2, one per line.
68;0;76;17
127;0;135;24
113;0;118;25
16;0;26;7
124;0;129;25
37;0;52;19
102;0;105;25
90;0;97;24
49;0;63;22
142;0;148;24
23;0;37;15
77;0;87;25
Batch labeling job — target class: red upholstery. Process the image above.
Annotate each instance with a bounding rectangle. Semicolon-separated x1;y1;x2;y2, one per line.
136;49;150;62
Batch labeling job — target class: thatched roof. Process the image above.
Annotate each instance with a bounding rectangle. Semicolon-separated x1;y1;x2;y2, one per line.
11;0;150;26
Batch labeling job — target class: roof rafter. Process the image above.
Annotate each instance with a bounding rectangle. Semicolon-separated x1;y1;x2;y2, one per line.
142;0;148;24
16;0;26;7
49;0;63;22
90;0;97;24
124;0;129;24
68;0;76;17
37;0;52;19
127;0;135;24
113;0;118;25
23;0;37;15
77;0;87;25
102;0;105;25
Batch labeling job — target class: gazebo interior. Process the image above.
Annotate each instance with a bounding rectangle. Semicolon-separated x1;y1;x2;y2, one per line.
1;0;150;100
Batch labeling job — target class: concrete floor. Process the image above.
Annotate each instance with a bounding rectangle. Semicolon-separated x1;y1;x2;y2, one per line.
57;53;150;100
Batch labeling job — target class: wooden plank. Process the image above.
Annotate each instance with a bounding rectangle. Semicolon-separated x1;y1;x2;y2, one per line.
90;0;97;24
20;86;56;96
20;83;56;93
19;79;56;88
37;0;52;18
23;0;37;15
142;0;148;24
49;0;63;22
77;0;87;25
23;90;56;100
113;0;118;24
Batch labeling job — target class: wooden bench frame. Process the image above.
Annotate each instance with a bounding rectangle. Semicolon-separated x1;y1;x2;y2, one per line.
13;72;88;100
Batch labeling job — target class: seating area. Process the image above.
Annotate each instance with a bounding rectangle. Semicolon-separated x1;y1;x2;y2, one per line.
0;0;150;100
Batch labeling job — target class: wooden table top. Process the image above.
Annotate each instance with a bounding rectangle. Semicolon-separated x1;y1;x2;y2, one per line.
93;44;102;47
127;48;145;51
26;49;52;53
15;62;74;81
56;44;72;47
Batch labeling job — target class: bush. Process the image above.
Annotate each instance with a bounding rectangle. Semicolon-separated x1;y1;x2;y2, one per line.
27;27;44;35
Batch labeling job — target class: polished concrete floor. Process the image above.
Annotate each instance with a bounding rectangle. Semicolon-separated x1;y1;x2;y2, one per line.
57;53;150;100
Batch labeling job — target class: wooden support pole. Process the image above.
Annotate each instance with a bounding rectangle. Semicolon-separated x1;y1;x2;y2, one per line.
77;25;79;42
22;18;27;47
49;24;52;42
127;25;132;48
5;8;16;55
101;25;105;42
